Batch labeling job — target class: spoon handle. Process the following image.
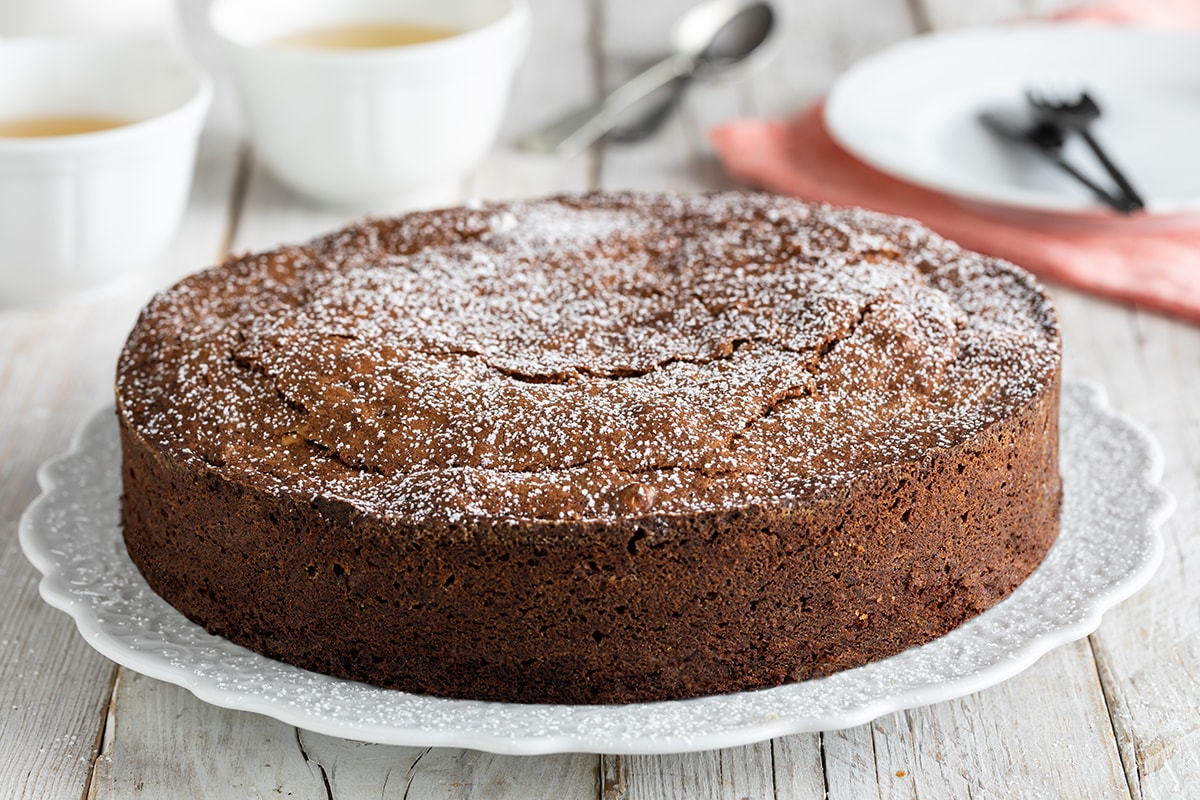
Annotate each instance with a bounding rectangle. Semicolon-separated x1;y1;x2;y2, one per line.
1078;128;1146;211
519;54;695;158
608;73;693;143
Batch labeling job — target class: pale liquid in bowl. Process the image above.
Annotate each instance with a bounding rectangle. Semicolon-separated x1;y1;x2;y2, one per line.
0;115;130;138
272;22;460;50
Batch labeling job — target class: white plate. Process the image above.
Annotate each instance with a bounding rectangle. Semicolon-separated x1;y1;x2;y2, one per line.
824;24;1200;223
18;382;1172;755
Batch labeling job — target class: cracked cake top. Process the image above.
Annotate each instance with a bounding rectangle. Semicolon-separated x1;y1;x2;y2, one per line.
116;191;1060;524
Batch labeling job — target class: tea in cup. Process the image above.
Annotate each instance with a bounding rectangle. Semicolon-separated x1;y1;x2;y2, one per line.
0;38;211;305
209;0;532;207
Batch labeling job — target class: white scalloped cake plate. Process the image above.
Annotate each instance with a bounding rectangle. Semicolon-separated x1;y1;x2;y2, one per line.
19;381;1172;755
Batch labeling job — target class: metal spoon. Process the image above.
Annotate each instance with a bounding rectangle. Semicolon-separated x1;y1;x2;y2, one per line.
519;0;775;157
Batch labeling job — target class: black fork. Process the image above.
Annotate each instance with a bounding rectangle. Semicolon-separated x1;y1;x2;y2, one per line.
1025;90;1146;212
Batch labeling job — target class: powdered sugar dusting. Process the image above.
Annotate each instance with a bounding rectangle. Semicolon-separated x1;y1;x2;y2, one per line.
116;192;1060;524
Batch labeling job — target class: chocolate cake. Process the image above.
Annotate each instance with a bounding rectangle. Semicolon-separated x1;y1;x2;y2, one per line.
116;191;1062;704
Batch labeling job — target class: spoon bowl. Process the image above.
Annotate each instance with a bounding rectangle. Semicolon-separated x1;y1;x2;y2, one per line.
674;0;774;70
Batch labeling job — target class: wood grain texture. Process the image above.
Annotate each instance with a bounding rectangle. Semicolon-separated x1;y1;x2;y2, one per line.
0;541;114;800
769;735;826;800
1053;288;1200;799
751;0;918;118
835;641;1130;799
304;741;599;800
88;672;324;800
602;743;775;800
481;0;595;199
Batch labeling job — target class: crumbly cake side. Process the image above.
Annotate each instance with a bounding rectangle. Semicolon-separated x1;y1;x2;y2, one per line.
117;191;1062;704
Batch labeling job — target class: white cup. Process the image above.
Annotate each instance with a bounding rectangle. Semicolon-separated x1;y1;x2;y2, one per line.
210;0;532;207
0;38;211;305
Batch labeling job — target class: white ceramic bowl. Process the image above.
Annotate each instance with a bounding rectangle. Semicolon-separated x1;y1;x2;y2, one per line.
210;0;531;206
0;38;211;306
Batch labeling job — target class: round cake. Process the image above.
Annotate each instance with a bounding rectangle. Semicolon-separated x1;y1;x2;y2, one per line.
117;191;1062;704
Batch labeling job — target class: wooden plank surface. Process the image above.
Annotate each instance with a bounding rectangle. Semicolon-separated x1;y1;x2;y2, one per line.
1053;289;1200;800
4;0;1200;797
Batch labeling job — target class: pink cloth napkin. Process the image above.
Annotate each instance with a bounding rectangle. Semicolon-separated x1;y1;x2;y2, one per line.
709;3;1200;323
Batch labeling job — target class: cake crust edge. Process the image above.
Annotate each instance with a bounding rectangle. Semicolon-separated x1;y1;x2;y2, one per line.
118;374;1061;705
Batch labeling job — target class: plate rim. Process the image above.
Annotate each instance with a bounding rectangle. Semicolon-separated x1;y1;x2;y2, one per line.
17;380;1174;755
823;22;1200;219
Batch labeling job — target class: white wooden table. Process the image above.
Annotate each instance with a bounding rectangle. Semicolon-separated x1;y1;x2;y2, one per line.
3;1;1199;797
